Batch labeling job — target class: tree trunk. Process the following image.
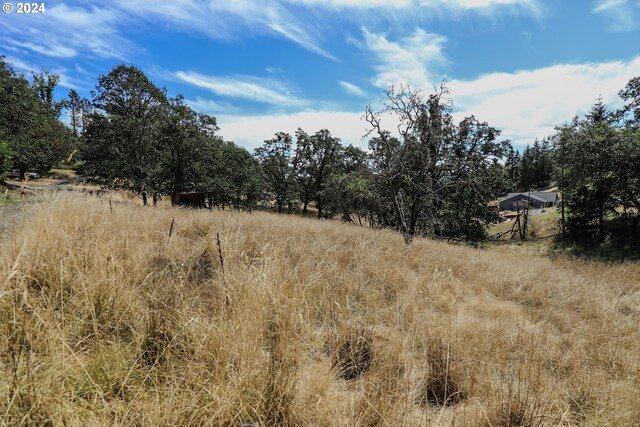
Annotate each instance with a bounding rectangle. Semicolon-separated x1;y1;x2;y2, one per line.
142;192;148;206
598;203;604;241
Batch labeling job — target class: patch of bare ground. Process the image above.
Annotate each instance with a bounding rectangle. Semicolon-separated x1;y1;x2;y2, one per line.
1;193;638;425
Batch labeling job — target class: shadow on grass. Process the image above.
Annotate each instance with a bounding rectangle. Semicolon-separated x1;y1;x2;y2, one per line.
549;236;640;262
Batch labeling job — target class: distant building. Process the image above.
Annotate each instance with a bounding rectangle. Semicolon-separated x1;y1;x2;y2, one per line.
499;192;558;211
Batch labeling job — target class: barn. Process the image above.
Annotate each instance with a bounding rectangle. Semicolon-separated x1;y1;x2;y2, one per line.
499;192;558;211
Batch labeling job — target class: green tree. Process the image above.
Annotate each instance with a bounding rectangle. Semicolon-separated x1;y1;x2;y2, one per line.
531;138;553;186
255;132;298;213
554;101;619;240
66;89;92;137
365;84;508;243
83;64;168;203
318;145;373;223
152;95;219;197
504;145;520;190
485;158;511;199
224;142;264;211
614;127;640;213
518;145;535;190
292;128;342;217
619;76;640;127
0;58;72;178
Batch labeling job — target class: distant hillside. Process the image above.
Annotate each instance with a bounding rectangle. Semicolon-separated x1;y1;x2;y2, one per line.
1;194;638;426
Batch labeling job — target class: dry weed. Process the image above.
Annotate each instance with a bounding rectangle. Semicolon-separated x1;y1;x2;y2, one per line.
0;193;638;426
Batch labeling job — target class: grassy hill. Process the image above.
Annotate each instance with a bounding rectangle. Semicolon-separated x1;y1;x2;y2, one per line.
1;194;639;426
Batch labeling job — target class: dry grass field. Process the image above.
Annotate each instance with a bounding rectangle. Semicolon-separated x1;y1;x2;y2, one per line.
1;193;639;426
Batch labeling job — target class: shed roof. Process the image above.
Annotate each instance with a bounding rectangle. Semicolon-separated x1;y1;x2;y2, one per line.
502;192;557;204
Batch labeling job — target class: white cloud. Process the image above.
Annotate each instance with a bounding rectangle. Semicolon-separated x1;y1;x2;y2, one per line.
592;0;639;32
448;57;640;148
218;57;640;152
338;80;369;97
217;110;371;150
175;71;306;106
362;27;448;89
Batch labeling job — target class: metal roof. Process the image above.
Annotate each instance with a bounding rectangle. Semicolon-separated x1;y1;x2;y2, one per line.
502;192;558;204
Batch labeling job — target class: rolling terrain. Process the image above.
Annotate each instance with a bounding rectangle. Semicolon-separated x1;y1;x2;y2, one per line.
0;193;638;426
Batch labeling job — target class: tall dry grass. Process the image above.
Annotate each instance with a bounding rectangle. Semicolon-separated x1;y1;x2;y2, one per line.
0;193;639;426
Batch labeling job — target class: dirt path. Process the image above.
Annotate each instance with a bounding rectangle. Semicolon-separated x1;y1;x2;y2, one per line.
0;203;22;234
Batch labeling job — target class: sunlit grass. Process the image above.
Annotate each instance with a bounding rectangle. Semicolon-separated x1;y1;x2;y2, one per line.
1;193;638;425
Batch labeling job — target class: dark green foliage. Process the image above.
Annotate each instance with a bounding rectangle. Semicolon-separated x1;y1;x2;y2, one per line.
517;139;553;190
0;57;73;177
0;137;11;179
152;95;219;195
292;128;342;217
364;84;508;243
619;76;640;127
318;145;374;224
554;92;640;244
222;142;264;211
505;146;520;189
82;64;261;209
82;64;168;197
255;132;298;213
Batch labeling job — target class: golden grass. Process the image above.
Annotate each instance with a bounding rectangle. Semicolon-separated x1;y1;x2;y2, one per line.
1;193;639;426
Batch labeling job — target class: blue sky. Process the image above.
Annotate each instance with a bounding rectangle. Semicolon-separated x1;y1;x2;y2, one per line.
1;0;640;150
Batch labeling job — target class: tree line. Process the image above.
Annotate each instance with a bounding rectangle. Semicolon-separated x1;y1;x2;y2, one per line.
1;56;638;244
554;85;640;243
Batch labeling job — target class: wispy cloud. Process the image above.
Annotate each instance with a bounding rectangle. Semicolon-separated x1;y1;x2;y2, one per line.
114;0;338;60
592;0;639;32
3;56;86;91
338;80;369;97
288;0;539;12
1;38;77;59
0;0;541;67
362;27;448;89
175;71;306;106
3;56;39;74
184;97;241;115
1;3;133;60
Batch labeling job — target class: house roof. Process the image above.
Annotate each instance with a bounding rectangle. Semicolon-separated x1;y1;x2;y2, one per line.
502;192;558;204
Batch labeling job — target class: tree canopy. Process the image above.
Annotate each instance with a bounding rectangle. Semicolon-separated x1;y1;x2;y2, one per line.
0;57;73;178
